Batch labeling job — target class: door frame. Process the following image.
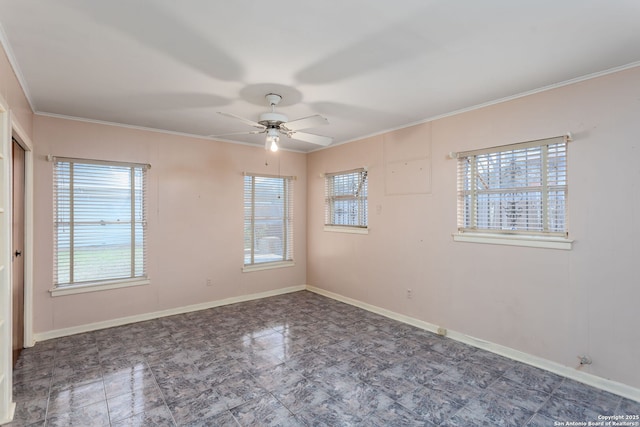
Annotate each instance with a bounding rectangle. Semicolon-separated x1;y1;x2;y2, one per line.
0;94;15;424
12;119;34;350
0;97;34;424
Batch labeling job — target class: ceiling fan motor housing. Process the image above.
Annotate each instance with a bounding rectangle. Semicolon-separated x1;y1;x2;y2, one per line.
259;112;288;127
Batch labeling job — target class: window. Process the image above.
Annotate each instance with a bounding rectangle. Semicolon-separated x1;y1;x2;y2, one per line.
53;158;148;293
456;136;569;247
243;174;294;270
325;168;368;231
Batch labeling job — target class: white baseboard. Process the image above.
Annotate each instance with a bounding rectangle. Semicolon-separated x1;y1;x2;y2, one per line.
306;285;640;403
0;401;16;425
33;285;305;343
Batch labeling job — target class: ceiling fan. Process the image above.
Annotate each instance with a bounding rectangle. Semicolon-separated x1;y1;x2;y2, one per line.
214;93;332;151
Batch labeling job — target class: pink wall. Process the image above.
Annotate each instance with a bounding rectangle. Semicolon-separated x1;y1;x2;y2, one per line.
33;116;307;332
307;66;640;389
0;45;33;138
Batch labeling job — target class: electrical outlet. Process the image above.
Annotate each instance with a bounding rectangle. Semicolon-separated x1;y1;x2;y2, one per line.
578;355;592;365
406;289;412;299
206;278;213;287
437;327;447;336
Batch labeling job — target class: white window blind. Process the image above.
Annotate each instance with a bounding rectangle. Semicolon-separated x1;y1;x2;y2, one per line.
457;136;567;236
244;174;294;266
325;168;368;228
53;158;148;287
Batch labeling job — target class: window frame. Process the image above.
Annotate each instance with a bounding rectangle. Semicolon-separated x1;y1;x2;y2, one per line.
453;135;573;250
324;168;368;234
243;173;295;272
50;157;150;296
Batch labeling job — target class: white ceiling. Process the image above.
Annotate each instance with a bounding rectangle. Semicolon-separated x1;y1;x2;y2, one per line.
1;0;639;152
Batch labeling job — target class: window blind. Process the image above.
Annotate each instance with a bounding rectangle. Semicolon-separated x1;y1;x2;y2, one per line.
457;136;567;236
325;168;368;228
244;174;294;266
53;158;148;287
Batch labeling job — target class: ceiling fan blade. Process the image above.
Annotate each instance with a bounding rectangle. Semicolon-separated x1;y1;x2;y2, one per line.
288;131;333;146
282;115;328;131
208;130;264;137
217;112;265;129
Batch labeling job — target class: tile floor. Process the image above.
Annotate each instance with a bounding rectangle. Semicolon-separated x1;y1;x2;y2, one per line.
8;291;640;426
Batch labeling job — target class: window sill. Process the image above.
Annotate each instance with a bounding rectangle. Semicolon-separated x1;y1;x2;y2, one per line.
452;232;573;250
324;225;369;235
49;278;150;297
242;261;295;273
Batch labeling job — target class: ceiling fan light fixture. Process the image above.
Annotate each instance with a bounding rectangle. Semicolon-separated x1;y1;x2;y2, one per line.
266;128;279;152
